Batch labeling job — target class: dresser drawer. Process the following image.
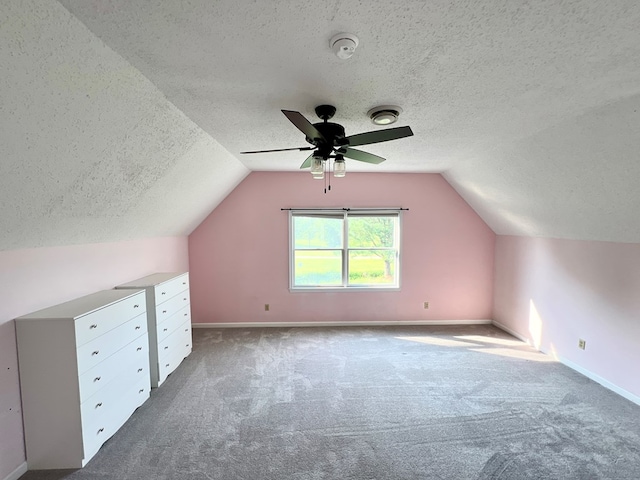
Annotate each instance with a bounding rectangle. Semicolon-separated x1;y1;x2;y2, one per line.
81;376;150;460
155;293;190;325
157;322;192;385
154;274;189;305
157;305;191;343
157;326;182;362
75;292;146;347
80;354;149;434
78;335;149;403
76;313;147;375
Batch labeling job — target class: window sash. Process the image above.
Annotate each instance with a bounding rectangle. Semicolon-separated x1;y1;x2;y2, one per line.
290;211;401;290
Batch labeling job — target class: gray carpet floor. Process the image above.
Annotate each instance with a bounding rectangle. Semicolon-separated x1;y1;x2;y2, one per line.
19;325;640;479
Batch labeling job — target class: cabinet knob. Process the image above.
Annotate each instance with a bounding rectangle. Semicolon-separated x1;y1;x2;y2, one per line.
135;325;141;330
137;368;143;372
162;310;167;314
165;363;170;367
139;388;145;393
164;346;169;350
184;313;187;317
137;347;142;351
90;324;98;329
184;328;188;332
182;282;186;285
134;304;140;308
95;402;102;408
186;344;190;347
92;350;99;356
94;376;101;382
161;292;166;295
183;298;187;301
163;328;168;332
97;428;104;434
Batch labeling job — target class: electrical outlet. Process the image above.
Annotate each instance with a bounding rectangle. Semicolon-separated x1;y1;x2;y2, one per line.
264;304;270;312
423;301;429;309
578;339;586;350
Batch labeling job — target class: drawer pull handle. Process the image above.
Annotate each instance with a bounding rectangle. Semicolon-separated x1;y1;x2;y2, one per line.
184;313;187;316
165;363;170;367
161;291;166;295
184;328;188;332
94;376;101;382
98;428;105;434
139;388;145;393
164;346;169;350
162;310;167;314
183;298;187;301
137;347;142;351
95;402;103;408
89;324;98;329
135;325;141;330
92;350;100;356
182;282;186;285
138;368;143;372
163;328;168;332
134;304;140;308
186;344;190;347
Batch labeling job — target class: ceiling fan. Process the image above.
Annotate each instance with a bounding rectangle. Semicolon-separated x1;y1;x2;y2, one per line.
240;105;413;178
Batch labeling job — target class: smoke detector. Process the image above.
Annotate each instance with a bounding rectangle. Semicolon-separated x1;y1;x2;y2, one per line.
330;33;359;60
367;105;403;125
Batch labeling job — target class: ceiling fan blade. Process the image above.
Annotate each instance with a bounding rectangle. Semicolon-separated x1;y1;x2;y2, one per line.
240;146;314;154
341;147;386;164
345;126;413;147
282;110;326;143
299;153;314;169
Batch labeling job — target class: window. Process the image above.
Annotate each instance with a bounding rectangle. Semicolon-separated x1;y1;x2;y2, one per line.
290;210;401;290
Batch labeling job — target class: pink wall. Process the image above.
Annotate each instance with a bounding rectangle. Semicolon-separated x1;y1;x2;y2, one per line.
0;237;188;479
189;172;495;324
494;235;640;400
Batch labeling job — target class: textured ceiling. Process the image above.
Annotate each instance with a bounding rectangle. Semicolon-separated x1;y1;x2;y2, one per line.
3;1;640;250
0;0;248;250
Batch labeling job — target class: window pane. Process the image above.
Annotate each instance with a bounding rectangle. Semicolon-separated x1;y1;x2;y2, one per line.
294;250;343;286
294;215;343;249
348;216;396;248
348;250;396;285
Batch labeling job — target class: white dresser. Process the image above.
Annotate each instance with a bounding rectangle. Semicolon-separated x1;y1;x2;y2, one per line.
15;289;150;469
116;272;192;388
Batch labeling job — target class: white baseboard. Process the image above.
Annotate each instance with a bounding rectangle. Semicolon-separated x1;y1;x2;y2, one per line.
491;320;533;344
3;462;27;480
558;356;640;407
192;319;493;328
491;321;640;407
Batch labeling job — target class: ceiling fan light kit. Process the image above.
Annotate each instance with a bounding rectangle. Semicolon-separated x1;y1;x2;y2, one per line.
241;104;413;192
368;105;402;125
330;33;359;59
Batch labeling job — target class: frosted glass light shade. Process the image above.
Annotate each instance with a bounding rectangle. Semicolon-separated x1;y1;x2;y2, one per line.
334;159;346;177
310;156;324;175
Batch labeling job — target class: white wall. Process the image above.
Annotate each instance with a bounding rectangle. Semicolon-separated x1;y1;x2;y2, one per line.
493;235;640;402
0;237;188;479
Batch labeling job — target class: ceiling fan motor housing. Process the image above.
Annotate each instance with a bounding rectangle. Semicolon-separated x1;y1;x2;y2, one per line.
306;122;346;157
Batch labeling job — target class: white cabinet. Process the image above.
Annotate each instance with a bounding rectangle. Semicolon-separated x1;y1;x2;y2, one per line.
116;272;192;388
15;289;150;469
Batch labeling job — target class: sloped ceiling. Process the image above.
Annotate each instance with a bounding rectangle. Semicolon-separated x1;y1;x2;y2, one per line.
0;0;249;251
3;1;640;251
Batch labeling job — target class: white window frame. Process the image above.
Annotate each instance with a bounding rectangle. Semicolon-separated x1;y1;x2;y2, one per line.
289;209;402;291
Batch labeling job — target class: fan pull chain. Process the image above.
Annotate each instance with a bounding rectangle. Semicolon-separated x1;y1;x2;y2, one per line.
324;160;327;194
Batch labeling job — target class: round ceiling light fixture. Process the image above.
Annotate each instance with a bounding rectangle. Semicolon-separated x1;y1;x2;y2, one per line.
367;105;403;125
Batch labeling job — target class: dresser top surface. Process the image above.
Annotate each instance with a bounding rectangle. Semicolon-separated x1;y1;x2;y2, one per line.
16;289;144;321
115;272;188;289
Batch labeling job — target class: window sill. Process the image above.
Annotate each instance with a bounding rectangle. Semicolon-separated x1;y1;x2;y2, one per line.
290;286;400;293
